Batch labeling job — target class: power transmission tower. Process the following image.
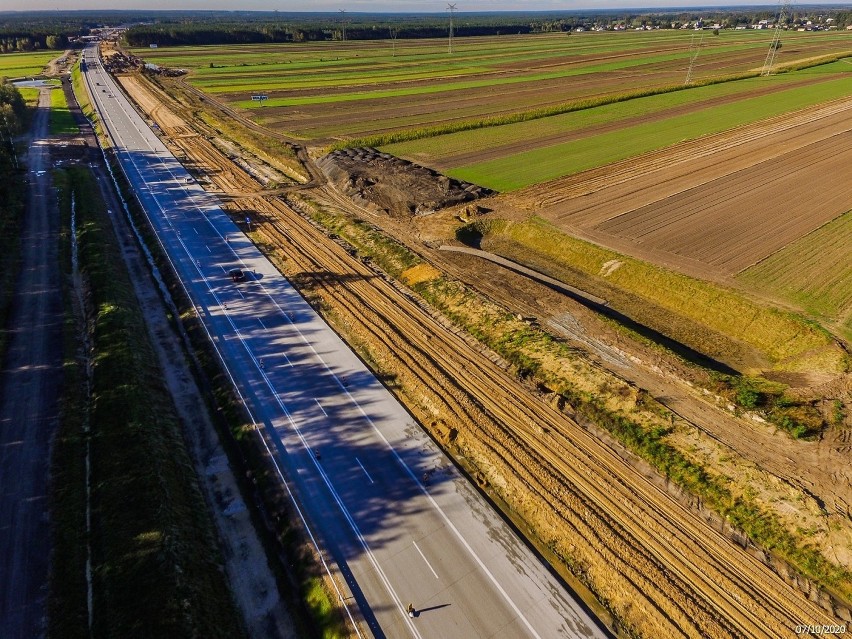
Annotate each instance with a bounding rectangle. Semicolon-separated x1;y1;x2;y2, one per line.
390;27;399;57
447;3;457;54
762;0;791;76
684;31;704;84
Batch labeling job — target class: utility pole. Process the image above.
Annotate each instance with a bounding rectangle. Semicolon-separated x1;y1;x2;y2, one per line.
447;4;457;54
390;27;399;57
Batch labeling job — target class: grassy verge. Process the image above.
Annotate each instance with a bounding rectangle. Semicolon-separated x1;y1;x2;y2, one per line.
289;192;852;605
50;166;246;639
466;217;845;373
48;86;78;135
71;59;98;127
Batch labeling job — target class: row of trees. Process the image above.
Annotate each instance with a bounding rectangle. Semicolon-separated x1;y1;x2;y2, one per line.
0;81;25;219
0;35;67;53
121;8;852;47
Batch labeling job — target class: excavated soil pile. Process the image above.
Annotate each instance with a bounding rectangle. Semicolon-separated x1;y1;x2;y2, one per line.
317;147;492;217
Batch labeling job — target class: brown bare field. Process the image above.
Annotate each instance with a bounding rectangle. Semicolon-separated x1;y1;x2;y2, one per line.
118;70;851;639
498;94;852;280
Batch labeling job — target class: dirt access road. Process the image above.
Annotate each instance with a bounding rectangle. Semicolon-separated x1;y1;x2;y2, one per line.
0;88;63;639
118;71;849;637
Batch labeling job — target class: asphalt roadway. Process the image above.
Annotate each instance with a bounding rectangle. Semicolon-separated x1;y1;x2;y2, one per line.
82;45;608;639
0;89;63;638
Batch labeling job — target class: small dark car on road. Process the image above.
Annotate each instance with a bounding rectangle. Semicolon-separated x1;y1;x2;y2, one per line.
229;268;246;282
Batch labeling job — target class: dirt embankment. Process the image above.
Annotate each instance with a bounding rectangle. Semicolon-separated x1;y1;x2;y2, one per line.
120;70;851;638
317;147;492;217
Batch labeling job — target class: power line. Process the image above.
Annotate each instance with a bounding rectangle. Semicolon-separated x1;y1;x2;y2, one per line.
684;31;704;85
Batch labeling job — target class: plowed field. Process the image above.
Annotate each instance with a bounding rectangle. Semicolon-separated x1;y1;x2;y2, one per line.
492;93;852;279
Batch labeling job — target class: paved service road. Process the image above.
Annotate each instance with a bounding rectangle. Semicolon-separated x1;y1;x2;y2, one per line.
0;88;63;639
81;46;608;639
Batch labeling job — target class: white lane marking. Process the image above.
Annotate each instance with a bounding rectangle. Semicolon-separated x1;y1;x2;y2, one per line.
314;398;327;416
206;245;211;252
258;318;266;329
413;541;439;579
355;458;374;484
193;227;199;235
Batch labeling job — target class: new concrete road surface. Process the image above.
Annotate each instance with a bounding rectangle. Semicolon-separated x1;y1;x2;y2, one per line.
0;89;63;638
82;45;608;639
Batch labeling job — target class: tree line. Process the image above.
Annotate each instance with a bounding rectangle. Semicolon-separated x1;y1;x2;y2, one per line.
0;80;25;231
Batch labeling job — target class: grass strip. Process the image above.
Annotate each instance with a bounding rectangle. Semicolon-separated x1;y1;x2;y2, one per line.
466;217;842;371
50;166;246;639
0;130;25;362
48;86;78;135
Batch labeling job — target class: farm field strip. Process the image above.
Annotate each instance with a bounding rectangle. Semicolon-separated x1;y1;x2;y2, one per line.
515;92;852;211
218;42;803;105
134;31;852;144
738;210;852;325
383;71;832;166
438;70;852;191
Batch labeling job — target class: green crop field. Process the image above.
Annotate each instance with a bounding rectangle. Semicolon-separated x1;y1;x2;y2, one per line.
381;70;831;165
738;210;852;338
0;51;58;79
423;68;852;191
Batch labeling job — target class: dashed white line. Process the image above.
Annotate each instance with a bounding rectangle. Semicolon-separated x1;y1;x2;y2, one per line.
315;398;328;416
413;541;439;579
258;318;266;329
355;457;374;485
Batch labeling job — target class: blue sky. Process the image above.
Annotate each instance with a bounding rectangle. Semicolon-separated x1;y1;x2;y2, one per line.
6;1;785;12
